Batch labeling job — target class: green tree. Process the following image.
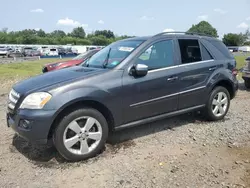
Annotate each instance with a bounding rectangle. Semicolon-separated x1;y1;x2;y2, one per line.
70;27;86;38
187;21;218;37
94;30;115;38
36;29;46;37
50;30;66;38
244;41;250;45
89;35;110;45
222;33;247;46
1;27;8;33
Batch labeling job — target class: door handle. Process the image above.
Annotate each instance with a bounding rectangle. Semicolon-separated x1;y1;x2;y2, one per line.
167;76;178;81
209;66;217;71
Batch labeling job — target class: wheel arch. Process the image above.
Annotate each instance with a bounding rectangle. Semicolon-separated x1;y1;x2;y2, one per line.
210;79;235;99
47;99;115;139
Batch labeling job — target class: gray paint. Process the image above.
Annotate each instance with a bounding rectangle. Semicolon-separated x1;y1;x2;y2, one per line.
7;33;239;144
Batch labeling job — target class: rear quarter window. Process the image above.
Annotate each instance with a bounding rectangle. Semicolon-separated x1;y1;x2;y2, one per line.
209;40;234;59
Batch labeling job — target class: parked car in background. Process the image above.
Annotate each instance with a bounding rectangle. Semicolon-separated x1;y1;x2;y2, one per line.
42;49;100;73
42;48;59;56
22;47;34;56
242;56;250;88
7;32;238;162
24;49;41;57
58;47;67;56
0;47;10;57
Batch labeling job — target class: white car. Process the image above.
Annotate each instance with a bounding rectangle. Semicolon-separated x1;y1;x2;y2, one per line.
42;48;59;56
0;47;10;57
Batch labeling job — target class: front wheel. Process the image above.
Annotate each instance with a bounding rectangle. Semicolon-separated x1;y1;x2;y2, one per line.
53;108;109;162
204;86;230;121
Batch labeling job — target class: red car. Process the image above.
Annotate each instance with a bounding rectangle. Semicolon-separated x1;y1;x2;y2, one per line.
42;49;100;73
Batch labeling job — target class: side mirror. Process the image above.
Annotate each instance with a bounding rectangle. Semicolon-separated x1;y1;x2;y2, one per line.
129;64;148;77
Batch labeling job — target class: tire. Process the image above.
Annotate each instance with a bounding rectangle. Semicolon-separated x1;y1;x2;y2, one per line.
204;86;230;121
53;108;109;162
244;80;250;89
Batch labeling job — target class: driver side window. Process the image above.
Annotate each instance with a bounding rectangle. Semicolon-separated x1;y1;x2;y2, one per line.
137;40;174;70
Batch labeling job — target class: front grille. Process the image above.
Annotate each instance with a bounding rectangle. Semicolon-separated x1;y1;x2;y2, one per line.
8;89;20;110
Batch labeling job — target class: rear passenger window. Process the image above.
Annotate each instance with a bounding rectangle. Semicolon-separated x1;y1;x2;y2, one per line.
209;40;234;59
200;43;213;60
178;39;202;64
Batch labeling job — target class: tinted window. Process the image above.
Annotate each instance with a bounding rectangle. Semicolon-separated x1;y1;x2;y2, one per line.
209;40;234;59
200;43;213;60
136;40;174;70
178;39;202;64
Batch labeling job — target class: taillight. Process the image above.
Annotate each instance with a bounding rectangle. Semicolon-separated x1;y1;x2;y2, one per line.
232;68;238;76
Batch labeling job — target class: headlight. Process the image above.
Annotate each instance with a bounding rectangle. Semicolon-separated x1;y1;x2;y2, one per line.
20;92;52;109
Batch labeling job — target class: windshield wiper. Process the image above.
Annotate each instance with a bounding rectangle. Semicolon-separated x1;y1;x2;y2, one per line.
103;48;111;68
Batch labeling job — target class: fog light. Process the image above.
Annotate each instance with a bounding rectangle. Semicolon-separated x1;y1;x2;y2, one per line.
19;119;32;130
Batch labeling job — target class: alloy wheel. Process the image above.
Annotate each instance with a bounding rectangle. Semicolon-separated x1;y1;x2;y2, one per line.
211;91;228;117
63;116;102;155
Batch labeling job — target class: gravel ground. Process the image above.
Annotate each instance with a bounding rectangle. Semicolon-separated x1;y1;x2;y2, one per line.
0;83;250;188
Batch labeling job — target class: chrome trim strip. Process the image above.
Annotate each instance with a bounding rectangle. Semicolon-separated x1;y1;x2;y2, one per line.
148;59;214;73
148;65;179;73
179;86;206;94
9;94;17;104
130;93;179;107
130;86;206;107
8;103;15;110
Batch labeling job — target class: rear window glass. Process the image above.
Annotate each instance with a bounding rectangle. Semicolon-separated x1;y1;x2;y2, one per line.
200;43;213;60
209;40;234;59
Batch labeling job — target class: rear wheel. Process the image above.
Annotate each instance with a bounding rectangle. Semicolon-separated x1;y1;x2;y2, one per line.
204;86;230;121
53;108;109;162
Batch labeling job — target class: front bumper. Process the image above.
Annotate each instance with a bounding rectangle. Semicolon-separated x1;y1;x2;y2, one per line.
6;109;56;144
42;66;48;73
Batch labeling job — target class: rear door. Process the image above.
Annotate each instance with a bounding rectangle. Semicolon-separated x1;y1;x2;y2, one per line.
176;38;219;110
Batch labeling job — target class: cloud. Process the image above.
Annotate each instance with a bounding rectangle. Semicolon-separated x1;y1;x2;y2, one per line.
237;22;249;29
139;16;155;21
197;15;208;21
98;20;104;24
57;17;88;28
30;8;44;13
214;8;227;14
34;28;40;31
163;28;175;32
246;17;250;21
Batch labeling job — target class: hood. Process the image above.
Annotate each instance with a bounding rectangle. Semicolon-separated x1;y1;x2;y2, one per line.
13;66;108;94
46;59;83;67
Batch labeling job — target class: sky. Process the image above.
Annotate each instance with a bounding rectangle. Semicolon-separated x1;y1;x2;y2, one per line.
1;0;250;39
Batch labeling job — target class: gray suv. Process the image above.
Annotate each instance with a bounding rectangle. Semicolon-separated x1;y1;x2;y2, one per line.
6;32;238;161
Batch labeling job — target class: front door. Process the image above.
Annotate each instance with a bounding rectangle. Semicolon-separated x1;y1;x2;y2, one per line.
120;39;180;125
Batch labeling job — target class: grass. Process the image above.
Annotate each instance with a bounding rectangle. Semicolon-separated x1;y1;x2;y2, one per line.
234;54;250;80
0;54;249;82
0;58;70;80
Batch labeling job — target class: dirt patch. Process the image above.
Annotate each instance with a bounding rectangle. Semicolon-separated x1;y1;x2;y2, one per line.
1;89;250;188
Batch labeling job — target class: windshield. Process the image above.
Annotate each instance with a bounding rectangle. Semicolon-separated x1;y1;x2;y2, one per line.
85;40;144;68
73;51;89;60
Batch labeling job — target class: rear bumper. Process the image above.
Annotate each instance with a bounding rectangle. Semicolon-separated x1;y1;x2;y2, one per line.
6;109;56;144
242;69;250;79
231;77;239;99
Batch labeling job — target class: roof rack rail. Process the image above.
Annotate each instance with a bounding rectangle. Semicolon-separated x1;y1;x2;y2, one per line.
153;31;213;37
